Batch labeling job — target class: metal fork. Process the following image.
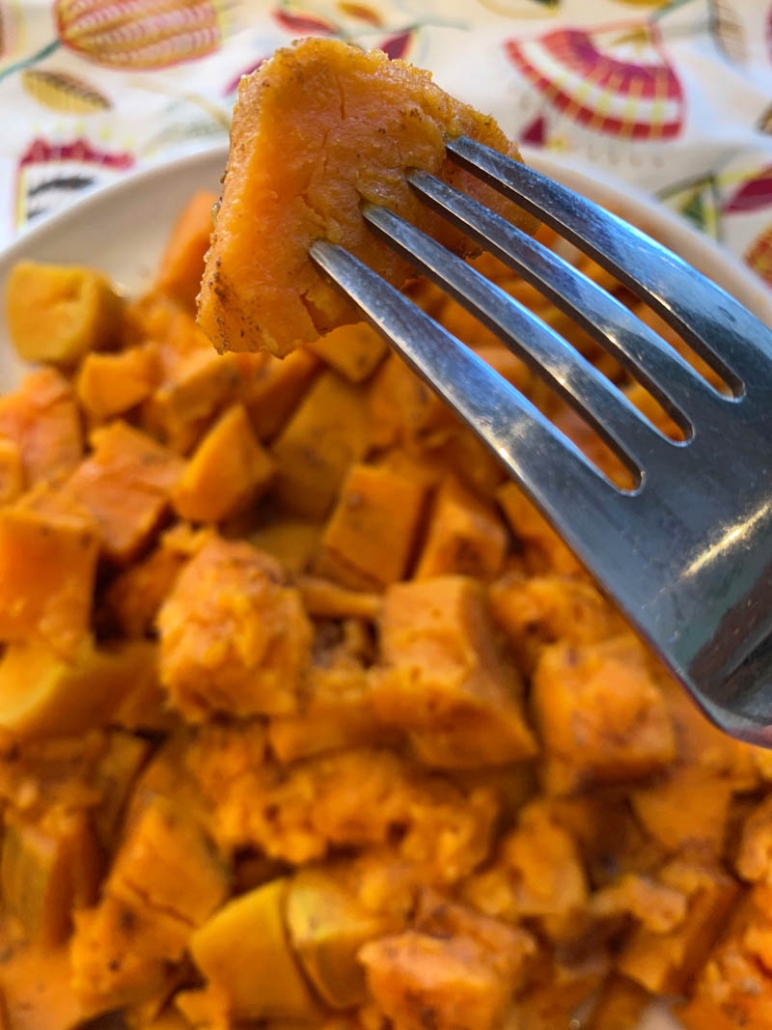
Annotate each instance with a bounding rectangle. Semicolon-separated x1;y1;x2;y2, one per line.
309;136;772;747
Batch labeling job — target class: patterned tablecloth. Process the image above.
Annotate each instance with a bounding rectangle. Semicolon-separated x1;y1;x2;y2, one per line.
0;0;771;288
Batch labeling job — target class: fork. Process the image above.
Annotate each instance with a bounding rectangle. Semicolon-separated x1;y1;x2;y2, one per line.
309;135;772;747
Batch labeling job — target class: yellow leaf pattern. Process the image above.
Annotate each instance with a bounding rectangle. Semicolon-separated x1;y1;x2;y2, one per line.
21;68;111;114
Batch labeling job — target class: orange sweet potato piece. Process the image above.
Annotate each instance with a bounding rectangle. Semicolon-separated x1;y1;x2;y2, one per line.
532;636;675;794
76;344;160;421
66;420;184;562
308;322;389;383
297;576;382;621
585;976;651;1030
0;486;99;655
155;190;218;311
373;576;537;767
678;885;772;1030
0;945;89;1030
158;536;311;719
0;438;23;505
360;930;516;1030
737;794;772;885
271;370;369;520
240;347;321;441
315;462;426;590
198;37;534;356
6;260;123;366
249;520;322;576
1;806;101;947
0;636;158;741
489;573;623;675
0;367;83;486
496;481;583;577
172;403;274;523
414;475;507;581
615;859;739;995
630;763;732;858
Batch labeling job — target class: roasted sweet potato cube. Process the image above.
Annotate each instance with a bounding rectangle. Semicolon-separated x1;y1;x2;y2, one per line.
630;763;732;857
107;795;228;928
155;190;217;311
0;945;89;1030
190;879;320;1023
308;322;389;382
489;574;622;675
678;886;772;1030
71;890;189;1014
249;519;322;576
1;807;101;947
240;347;321;441
585;975;651;1030
286;864;404;1009
198;38;534;356
615;860;739;995
271;370;369;520
90;731;152;851
415;475;507;581
316;463;426;590
367;352;456;452
463;801;588;936
497;481;583;576
158;536;311;719
76;345;160;421
532;636;675;794
360;930;515;1030
297;576;382;621
66;420;184;562
268;664;385;763
172;403;274;523
0;488;99;655
736;794;772;885
0;438;23;505
0;367;83;486
0;637;158;741
374;576;537;767
6;260;123;366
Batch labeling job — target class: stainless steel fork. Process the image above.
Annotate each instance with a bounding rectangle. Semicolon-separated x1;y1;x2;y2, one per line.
309;136;772;747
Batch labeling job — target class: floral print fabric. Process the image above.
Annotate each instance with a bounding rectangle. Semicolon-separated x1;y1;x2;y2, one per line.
1;0;771;288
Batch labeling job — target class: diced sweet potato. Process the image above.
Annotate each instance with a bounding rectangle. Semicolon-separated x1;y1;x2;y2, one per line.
65;420;184;562
172;403;274;523
360;930;514;1030
737;794;772;885
1;806;101;947
0;945;89;1030
249;519;322;576
308;322;389;383
0;367;83;486
463;800;587;939
189;879;320;1023
76;345;160;421
496;481;583;576
0;487;99;655
90;731;152;851
287;864;404;1008
271;370;370;519
373;577;537;768
241;347;321;441
615;860;739;995
6;261;123;366
107;795;228;929
155;190;218;311
414;476;507;581
366;352;457;452
532;636;675;794
198;37;534;356
678;885;772;1030
0;637;158;741
268;664;385;763
158;536;311;719
297;576;382;621
0;438;23;505
315;463;426;590
489;574;622;675
585;975;651;1030
630;763;732;858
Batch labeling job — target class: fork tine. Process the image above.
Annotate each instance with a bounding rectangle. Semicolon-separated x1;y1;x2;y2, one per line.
309;238;629;529
362;201;673;472
407;168;727;428
447;135;772;391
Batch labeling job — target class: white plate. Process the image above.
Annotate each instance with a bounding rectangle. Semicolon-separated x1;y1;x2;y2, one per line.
0;145;751;1030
